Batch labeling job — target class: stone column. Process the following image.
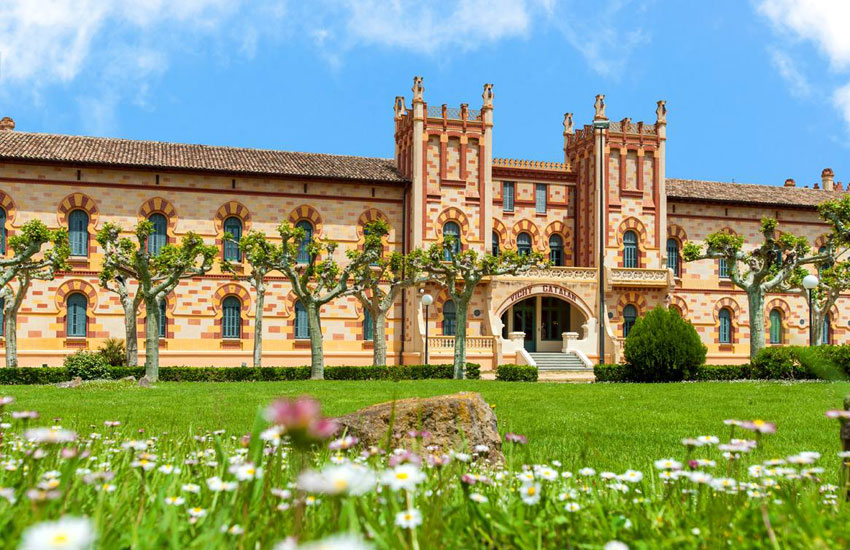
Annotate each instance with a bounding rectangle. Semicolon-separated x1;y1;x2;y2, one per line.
561;331;579;353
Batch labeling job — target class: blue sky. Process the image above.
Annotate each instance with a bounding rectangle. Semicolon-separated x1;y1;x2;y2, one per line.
3;0;850;187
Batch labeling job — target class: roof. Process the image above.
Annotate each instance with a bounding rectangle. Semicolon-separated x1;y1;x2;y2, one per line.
666;178;848;208
0;131;407;184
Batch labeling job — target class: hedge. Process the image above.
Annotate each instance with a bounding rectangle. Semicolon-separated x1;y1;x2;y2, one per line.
495;364;538;382
0;363;481;385
594;364;750;382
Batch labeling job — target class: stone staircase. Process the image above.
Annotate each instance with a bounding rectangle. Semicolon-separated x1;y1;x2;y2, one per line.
529;352;591;371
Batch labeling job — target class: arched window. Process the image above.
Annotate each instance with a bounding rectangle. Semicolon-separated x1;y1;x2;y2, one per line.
363;309;374;341
442;300;457;336
719;308;732;344
294;301;309;339
719;258;730;279
442;222;461;260
769;308;782;344
822;313;831;345
623;230;638;268
492;231;500;257
0;207;6;254
517;232;532;257
222;296;241;339
549;235;564;266
363;224;382;265
623;304;637;337
68;210;89;257
666;238;680;277
223;217;242;262
159;299;167;338
818;245;834;273
148;213;168;255
296;220;314;264
67;293;87;338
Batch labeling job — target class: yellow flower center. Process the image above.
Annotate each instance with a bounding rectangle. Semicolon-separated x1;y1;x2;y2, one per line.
51;533;69;545
528;487;536;495
396;472;408;480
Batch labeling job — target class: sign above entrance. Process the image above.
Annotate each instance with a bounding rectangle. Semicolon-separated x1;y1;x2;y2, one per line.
500;283;592;320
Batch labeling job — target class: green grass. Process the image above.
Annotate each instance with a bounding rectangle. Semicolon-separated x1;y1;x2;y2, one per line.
6;379;850;469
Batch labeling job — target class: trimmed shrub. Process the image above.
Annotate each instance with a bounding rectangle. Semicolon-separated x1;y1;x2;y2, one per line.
749;347;811;380
98;338;126;367
623;306;707;382
593;364;628;382
690;364;752;381
63;350;111;380
495;364;538;382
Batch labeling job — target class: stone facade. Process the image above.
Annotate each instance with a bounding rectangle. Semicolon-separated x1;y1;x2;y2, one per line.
0;77;846;368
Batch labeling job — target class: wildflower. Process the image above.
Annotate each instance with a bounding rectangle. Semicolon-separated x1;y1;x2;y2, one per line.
19;516;95;550
103;421;121;428
164;496;185;506
157;464;180;475
230;462;261;481
565;502;581;512
520;482;541;505
687;471;713;484
328;436;359;451
740;420;776;434
619;470;643;483
395;508;422;529
298;464;376;496
24;428;76;444
604;541;629;550
654;459;682;470
723;419;743;427
516;471;535;482
600;472;617;480
381;464;426;492
12;411;39;419
181;483;200;494
0;487;15;503
187;507;207;518
697;435;720;445
130;459;156;471
505;432;528;444
469;493;488;503
275;534;374;550
826;410;850;419
264;396;338;445
537;467;558;481
451;451;471;463
95;484;116;493
578;467;596;476
304;495;320;506
0;396;13;406
221;524;245;535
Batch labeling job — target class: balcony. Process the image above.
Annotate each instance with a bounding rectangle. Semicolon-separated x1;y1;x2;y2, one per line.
496;266;598;282
427;336;496;352
607;267;673;289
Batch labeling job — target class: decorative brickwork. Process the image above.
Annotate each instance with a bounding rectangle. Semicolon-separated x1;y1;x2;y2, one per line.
213;201;252;234
511;219;541;250
434;207;470;247
56;193;99;228
54;280;99;340
288;205;323;236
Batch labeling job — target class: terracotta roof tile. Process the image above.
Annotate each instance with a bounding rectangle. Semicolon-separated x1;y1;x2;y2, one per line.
666;178;848;208
0;131;407;184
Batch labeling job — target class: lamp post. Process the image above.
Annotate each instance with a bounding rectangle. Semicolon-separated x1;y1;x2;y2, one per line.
593;118;609;365
421;293;433;364
802;274;819;346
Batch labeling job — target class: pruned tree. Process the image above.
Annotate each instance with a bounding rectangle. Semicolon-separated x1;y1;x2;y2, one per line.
349;225;431;366
0;220;70;367
97;221;217;381
423;238;545;379
222;230;284;367
96;224;142;366
271;220;385;380
806;195;850;343
683;217;823;358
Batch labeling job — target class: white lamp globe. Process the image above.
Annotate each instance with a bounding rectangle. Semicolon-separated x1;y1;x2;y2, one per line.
421;294;434;306
802;274;819;290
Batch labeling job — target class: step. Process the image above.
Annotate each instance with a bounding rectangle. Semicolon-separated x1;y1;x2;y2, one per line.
528;352;592;371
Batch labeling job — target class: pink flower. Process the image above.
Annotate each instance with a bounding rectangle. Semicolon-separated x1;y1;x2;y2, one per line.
264;396;338;446
739;420;776;434
505;432;528;445
723;419;743;427
826;410;850;420
388;450;422;467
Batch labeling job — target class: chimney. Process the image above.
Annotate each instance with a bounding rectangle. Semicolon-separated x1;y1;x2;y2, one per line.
784;178;795;187
837;181;845;191
822;168;835;191
0;117;14;131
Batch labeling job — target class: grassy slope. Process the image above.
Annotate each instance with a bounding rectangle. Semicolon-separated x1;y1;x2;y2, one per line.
5;380;849;470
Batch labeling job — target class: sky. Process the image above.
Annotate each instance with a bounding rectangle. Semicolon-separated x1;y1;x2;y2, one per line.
2;0;850;187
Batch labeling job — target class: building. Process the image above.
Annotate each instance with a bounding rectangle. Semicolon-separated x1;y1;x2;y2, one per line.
0;78;845;369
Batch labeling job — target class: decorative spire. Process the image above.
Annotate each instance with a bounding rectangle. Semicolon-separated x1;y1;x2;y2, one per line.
563;113;574;135
393;96;407;118
482;83;494;109
655;100;667;124
412;76;424;103
0;117;15;131
593;94;606;120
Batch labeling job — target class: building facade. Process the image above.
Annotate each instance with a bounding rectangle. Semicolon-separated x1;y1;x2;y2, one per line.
0;78;846;369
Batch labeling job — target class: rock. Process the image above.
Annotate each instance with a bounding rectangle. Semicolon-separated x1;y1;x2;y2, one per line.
56;376;82;389
138;376;152;388
121;376;136;383
336;392;503;464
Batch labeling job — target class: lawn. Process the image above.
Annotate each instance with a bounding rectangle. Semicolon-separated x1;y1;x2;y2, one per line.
6;379;849;470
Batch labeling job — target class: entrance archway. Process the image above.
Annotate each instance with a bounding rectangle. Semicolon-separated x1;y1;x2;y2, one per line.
499;295;588;352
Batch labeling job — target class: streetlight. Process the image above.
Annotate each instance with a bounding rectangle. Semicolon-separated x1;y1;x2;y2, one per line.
593;118;609;365
802;274;819;346
421;293;434;364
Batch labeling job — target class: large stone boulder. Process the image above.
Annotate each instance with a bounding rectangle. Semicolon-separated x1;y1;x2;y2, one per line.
336;392;503;463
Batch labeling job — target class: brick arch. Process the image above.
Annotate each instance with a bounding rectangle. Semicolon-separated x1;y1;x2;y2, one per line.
288;205;323;236
543;221;573;264
57;193;99;228
616;292;648;320
511;219;541;250
616;217;648;246
719;227;738;236
213;201;252;234
211;283;252;315
355;208;390;241
813;234;830;250
491;218;508;249
138;197;178;231
435;207;470;246
712;297;742;323
667;223;688;243
0;191;17;226
669;294;689;319
765;297;792;321
55;280;98;339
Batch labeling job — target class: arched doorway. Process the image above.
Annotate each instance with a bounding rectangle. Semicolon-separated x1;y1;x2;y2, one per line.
500;295;587;352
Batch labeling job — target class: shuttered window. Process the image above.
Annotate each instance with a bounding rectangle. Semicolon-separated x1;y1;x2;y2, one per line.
67;293;87;337
503;182;514;212
517;232;532;256
623;304;637;337
549;235;563;266
295;301;309;339
719;308;732;344
159;299;167;338
535;184;547;214
69;210;88;257
363;310;373;341
222;296;241;339
148;214;168;255
0;207;6;254
719;258;730;279
223;217;242;261
623;231;638;268
443;222;460;261
491;231;500;257
296;221;313;264
769;309;782;344
666;238;679;276
443;300;456;336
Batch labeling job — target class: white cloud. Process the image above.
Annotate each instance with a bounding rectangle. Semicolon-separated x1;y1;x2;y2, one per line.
769;48;811;97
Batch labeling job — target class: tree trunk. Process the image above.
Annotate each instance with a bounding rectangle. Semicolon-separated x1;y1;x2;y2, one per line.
452;297;470;379
372;308;387;366
253;285;265;368
144;297;160;381
747;290;765;360
306;302;324;380
122;295;138;367
812;305;825;347
5;307;16;368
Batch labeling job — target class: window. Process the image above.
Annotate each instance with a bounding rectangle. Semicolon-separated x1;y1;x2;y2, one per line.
542;297;570;340
363;225;382;265
222;296;241;339
68;210;88;257
442;222;460;261
296;221;314;264
623;230;638;268
67;293;87;338
159;299;167;338
818;245;833;273
535;184;547;214
0;207;6;254
549;235;564;266
223;217;242;261
294;301;309;339
822;314;831;345
363;310;374;341
719;258;730;279
623;304;637;337
769;309;782;344
503;182;515;212
442;300;457;336
491;231;500;257
517;232;532;256
666;238;680;277
148;213;168;255
719;308;732;344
